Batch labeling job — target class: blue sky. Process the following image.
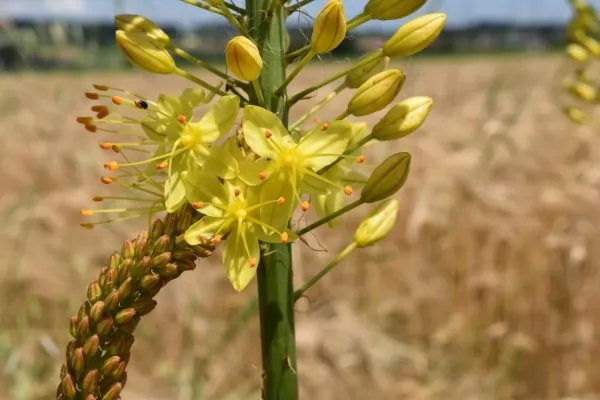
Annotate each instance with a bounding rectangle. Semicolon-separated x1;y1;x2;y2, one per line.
1;0;597;29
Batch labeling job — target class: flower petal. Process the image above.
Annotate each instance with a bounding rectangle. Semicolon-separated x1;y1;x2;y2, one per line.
222;224;260;292
180;87;207;115
183;169;228;217
260;170;296;232
298;120;351;170
184;216;229;245
197;144;239;179
313;191;344;227
242;105;287;158
194;94;240;143
164;169;187;213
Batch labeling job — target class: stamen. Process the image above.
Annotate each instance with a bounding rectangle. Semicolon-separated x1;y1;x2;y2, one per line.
249;258;257;268
356;155;366;164
321;122;329;131
76;116;93;125
80;209;94;216
134;99;149;110
233;187;242;196
301;200;310;212
177;114;187;124
104;161;119;171
85;123;97;133
92;196;103;202
85;92;99;100
80;223;94;229
344;185;353;195
280;232;288;243
213;234;223;244
112;96;124;105
100;143;113;150
156;161;168;170
258;171;267;181
93;84;109;91
277;197;285;205
264;129;272;138
101;176;114;184
192;202;203;209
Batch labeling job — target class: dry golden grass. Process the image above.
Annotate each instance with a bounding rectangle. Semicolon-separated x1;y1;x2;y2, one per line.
2;54;600;400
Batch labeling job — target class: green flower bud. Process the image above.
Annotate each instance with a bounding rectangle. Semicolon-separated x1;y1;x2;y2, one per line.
61;374;76;399
361;152;411;203
566;43;590;62
581;36;600;56
354;199;400;248
96;316;114;336
311;0;347;54
115;308;137;325
102;383;123;400
347;69;406;116
372;96;433;141
225;36;263;81
70;347;84;377
101;355;120;376
83;334;100;357
115;30;176;74
89;300;105;322
115;14;171;48
345;52;390;89
86;280;102;303
383;13;447;58
565;80;597;102
364;0;427;20
82;370;99;394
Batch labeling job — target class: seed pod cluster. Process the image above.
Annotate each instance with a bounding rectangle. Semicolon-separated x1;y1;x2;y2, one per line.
56;204;214;400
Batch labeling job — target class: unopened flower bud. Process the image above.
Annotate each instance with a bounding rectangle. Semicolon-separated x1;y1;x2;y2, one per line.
82;370;99;394
372;96;433;141
115;14;171;48
62;374;76;399
383;13;447;58
361;152;411;203
345;52;390;89
347;69;406;116
115;30;175;74
364;0;427;20
83;334;100;357
581;36;600;56
354;199;400;247
102;383;123;400
565;80;597;102
225;36;263;81
115;308;137;325
563;106;588;124
70;347;84;377
311;0;347;54
101;356;121;375
566;43;590;62
132;297;158;316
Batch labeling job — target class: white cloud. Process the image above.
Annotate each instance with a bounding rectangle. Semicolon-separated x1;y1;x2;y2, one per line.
0;0;88;16
43;0;87;13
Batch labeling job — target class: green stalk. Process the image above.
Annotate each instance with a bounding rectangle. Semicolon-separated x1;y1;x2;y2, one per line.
246;2;299;399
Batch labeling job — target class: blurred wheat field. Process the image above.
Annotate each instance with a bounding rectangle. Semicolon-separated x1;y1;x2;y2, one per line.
2;54;600;400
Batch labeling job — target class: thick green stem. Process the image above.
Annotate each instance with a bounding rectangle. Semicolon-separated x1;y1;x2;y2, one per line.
246;2;299;399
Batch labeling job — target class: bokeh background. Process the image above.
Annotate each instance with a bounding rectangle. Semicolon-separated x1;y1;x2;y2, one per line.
2;0;600;399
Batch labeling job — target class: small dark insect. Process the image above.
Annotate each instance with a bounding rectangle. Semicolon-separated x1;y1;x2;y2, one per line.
134;99;149;110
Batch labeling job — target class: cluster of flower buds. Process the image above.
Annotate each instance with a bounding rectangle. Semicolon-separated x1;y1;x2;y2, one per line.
56;205;215;400
562;0;600;123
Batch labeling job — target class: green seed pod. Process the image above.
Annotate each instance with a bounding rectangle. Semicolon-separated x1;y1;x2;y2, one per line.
347;69;406;116
115;30;175;74
225;36;263;81
364;0;427;20
311;0;347;54
354;199;400;247
372;96;433;141
114;14;171;48
345;52;390;89
383;13;447;58
361;152;411;203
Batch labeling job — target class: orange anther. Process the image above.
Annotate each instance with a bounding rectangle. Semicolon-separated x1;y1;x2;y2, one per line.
84;123;97;133
156;161;168;170
321;122;329;130
277;197;285;205
96;109;109;119
191;202;204;209
111;96;124;105
258;171;267;181
85;92;99;100
99;143;113;150
233;187;241;196
344;185;353;195
93;84;109;91
280;232;289;243
91;105;104;112
213;234;223;244
249;258;257;268
177;114;187;124
264;129;272;138
100;176;113;184
92;196;104;202
356;155;366;164
301;200;310;212
80;209;94;216
76;116;93;124
104;161;119;171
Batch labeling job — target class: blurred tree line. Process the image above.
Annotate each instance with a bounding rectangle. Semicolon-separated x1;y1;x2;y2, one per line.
0;19;567;71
